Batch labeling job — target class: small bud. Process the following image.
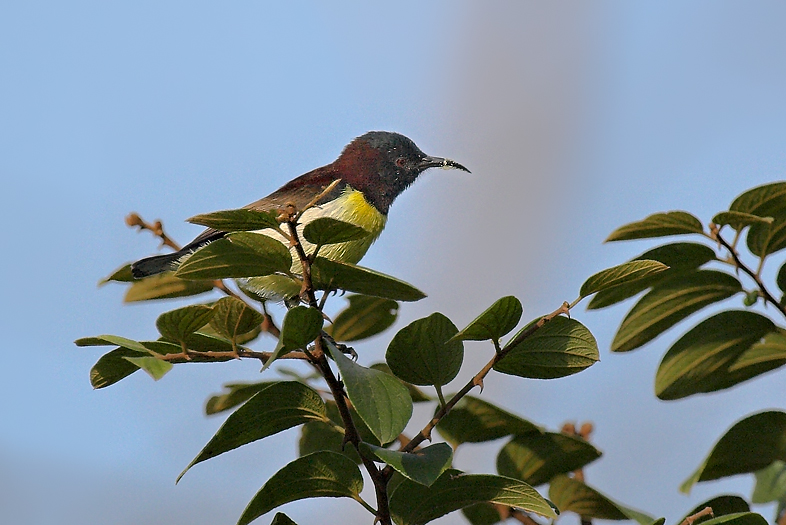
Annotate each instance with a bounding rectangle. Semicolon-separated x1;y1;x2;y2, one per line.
125;212;144;228
743;291;758;307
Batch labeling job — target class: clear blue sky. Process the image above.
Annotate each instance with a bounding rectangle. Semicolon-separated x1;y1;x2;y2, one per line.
3;2;786;524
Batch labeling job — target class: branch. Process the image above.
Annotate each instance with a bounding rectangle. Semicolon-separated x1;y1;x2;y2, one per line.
156;349;308;364
712;225;786;319
126;212;181;251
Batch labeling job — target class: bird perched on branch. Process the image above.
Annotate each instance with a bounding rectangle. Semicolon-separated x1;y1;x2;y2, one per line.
131;131;469;297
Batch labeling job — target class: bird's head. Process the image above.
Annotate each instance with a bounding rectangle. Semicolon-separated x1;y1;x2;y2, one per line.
335;131;469;214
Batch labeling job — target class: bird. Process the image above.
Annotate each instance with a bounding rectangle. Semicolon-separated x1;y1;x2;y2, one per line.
130;131;469;298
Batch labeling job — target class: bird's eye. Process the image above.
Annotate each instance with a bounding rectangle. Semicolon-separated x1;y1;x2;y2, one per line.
395;157;407;168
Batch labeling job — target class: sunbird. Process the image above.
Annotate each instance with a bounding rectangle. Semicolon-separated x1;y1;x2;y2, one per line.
131;131;469;298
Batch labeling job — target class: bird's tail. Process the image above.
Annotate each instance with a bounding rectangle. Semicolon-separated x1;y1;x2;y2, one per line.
131;251;183;278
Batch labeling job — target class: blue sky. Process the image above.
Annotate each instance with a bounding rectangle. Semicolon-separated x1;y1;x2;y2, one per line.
3;2;786;524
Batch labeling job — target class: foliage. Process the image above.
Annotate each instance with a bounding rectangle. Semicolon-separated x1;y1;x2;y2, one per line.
78;182;786;525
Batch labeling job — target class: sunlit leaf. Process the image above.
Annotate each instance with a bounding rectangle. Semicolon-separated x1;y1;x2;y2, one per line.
655;311;775;400
327;341;412;444
712;211;773;230
176;233;291;280
386;313;464;388
179;382;326;483
752;461;786;504
187;208;280;232
436;396;541;448
494;317;599;379
730;182;786;257
123;356;172;380
311;257;426;302
303;217;370;246
76;334;150;354
155;305;214;343
238;451;363;525
611;270;742;353
210;296;266;342
98;263;134;285
681;411;786;493
389;470;558;525
328;295;399;342
124;272;215;302
369;363;432;403
360;442;453;487
496;432;601;486
605;211;704;242
580;260;669;299
452;296;523;343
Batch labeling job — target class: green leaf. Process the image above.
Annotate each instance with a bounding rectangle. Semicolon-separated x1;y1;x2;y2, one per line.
176;233;292;280
655;311;776;400
611;270;742;353
90;348;142;388
494;316;599;379
720;330;786;390
389;470;558;525
436;396;541;448
452;296;523;343
98;263;134;285
548;475;653;524
155;305;214;343
205;381;277;415
580;260;669;299
747;219;786;258
328;295;399;342
262;306;323;372
752;461;786;504
209;296;266;342
588;243;717;310
182;332;238;353
76;334;150;353
605;211;704;242
241;275;303;301
124;272;215;302
238;451;363;525
270;513;298;525
327;341;412;444
369;363;432;403
123;356;172;380
360;442;453;487
712;211;773;230
311;257;426;302
462;503;502;525
386;313;464;388
731;183;786;257
496;432;602;486
302;217;370;246
187;208;280;232
299;420;360;464
681;496;750;525
681;411;786;493
778;262;786;294
178;382;326;483
699;514;768;525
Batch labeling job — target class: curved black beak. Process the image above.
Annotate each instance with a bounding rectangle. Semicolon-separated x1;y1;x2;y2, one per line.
420;155;471;173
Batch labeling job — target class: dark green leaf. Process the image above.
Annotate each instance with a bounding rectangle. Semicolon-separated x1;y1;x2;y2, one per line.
178;382;327;483
327;342;412;444
699;514;768;525
323;400;381;447
580;260;669;299
98;263;134;285
270;513;298;525
588;243;717;310
747;219;786;258
183;332;237;353
752;461;786;504
719;330;786;390
712;211;773;230
241;275;303;301
496;432;602;486
548;475;653;524
238;451;363;525
302;217;370;246
612;270;742;353
311;257;426;302
389;470;558;525
187;208;280;232
436;396;541;448
386;313;464;388
155;305;214;343
298;420;360;464
90;348;142;388
452;296;523;343
655;311;775;400
205;381;277;415
328;295;399;342
681;496;750;525
360;442;453;487
176;233;291;280
124;272;214;302
605;211;704;242
262;306;323;372
778;262;786;294
681;411;786;493
123;356;172;380
462;503;502;525
495;316;599;379
209;297;266;342
369;363;432;403
730;182;786;216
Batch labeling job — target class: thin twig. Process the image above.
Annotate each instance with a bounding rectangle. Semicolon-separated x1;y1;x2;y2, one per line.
126;212;181;251
680;507;713;525
156;349;308;364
